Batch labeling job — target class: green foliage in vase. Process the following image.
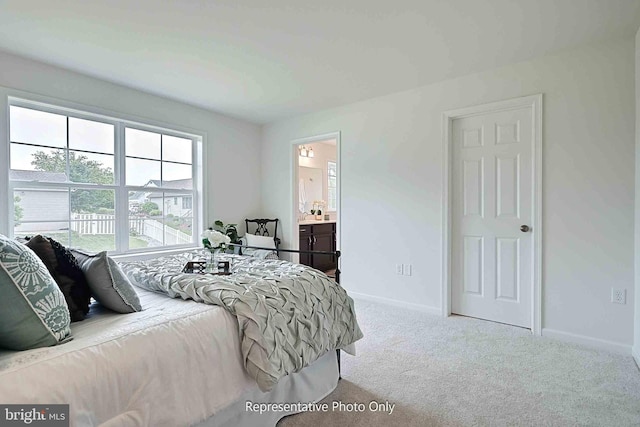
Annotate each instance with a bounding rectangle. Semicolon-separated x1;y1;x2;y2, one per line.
213;220;242;251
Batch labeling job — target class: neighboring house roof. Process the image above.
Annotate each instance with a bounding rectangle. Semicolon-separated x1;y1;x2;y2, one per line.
147;193;192;200
10;169;68;182
145;178;193;199
128;191;148;202
146;178;192;190
128;179;194;202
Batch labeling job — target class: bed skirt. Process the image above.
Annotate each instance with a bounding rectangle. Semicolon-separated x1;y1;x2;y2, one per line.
195;350;339;427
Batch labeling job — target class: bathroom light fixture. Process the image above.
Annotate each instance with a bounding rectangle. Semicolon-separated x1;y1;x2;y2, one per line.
299;145;315;158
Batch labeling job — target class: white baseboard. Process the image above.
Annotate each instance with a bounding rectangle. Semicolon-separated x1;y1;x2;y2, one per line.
348;291;442;315
633;345;640;368
542;328;632;355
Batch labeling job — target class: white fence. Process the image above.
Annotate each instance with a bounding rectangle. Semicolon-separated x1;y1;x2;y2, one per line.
140;218;193;246
71;214;192;245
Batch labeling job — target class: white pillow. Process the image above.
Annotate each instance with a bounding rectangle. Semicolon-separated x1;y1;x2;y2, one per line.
245;233;277;250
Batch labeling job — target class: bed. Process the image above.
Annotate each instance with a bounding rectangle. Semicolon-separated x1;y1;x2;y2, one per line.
0;249;362;426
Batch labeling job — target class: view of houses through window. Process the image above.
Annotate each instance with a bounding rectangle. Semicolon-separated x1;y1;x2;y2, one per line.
9;103;199;254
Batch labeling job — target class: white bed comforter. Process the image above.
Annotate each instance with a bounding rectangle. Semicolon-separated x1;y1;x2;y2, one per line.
0;290;259;427
120;251;363;392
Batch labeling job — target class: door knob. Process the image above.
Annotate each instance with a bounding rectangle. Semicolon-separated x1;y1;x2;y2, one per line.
520;225;530;232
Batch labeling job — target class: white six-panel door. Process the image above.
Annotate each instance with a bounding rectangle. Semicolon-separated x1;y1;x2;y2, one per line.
451;107;533;328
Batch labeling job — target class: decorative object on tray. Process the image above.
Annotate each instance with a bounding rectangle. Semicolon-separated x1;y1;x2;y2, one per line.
182;260;231;276
217;260;230;274
212;220;242;253
182;259;231;275
182;260;207;274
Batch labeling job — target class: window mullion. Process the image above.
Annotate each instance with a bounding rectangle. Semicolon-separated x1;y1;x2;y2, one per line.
193;138;201;244
66;117;72;246
115;122;128;254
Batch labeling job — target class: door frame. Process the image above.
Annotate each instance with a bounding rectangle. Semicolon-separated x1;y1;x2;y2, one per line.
441;94;543;335
290;131;341;263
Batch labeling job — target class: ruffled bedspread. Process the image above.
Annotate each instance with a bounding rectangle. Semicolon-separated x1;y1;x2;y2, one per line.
120;250;363;391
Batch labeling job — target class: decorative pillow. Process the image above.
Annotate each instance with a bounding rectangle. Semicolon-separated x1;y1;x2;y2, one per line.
244;234;278;260
25;235;91;322
0;235;71;350
245;233;277;250
70;250;141;313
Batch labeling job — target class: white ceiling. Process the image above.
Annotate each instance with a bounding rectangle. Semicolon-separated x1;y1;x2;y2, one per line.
0;1;639;124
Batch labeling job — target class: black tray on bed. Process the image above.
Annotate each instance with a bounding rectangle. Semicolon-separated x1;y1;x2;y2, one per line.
182;260;231;275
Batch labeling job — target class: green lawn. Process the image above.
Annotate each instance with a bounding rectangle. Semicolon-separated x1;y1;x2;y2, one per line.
26;232;148;253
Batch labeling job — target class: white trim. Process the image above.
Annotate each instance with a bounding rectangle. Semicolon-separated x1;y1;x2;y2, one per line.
441;94;543;335
7;90;206;139
542;328;632;355
290;132;341;263
115;121;128;252
197;131;207;239
349;291;442;315
1;96;9;237
633;346;640;369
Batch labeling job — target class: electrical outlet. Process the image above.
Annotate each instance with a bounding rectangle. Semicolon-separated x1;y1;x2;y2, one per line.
403;264;412;276
395;264;403;275
611;288;626;304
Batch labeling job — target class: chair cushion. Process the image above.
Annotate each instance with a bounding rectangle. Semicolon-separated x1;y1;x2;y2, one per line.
71;250;142;314
244;234;278;260
0;235;71;350
245;233;277;250
25;235;92;322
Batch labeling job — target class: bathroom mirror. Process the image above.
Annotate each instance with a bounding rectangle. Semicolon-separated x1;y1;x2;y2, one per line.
298;166;323;213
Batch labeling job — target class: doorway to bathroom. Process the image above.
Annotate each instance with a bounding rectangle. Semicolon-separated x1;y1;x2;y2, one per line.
291;132;340;277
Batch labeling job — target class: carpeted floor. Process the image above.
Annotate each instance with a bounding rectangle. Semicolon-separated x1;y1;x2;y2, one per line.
278;299;640;426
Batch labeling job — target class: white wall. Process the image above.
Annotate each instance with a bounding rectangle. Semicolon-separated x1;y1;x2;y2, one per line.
634;28;640;364
0;51;263;236
262;38;636;348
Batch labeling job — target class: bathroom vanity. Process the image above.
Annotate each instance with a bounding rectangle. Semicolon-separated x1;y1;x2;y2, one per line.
298;220;336;272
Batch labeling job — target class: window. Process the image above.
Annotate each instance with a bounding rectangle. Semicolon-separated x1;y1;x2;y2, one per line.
182;197;193;210
328;161;337;211
9;101;202;254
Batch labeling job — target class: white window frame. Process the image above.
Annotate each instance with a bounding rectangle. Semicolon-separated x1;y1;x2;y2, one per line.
6;97;204;256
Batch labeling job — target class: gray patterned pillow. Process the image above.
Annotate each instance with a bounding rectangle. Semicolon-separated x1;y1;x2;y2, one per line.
70;250;142;313
0;235;71;350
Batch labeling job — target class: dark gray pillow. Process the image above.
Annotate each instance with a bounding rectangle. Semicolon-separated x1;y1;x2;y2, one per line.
70;250;142;313
25;235;91;322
